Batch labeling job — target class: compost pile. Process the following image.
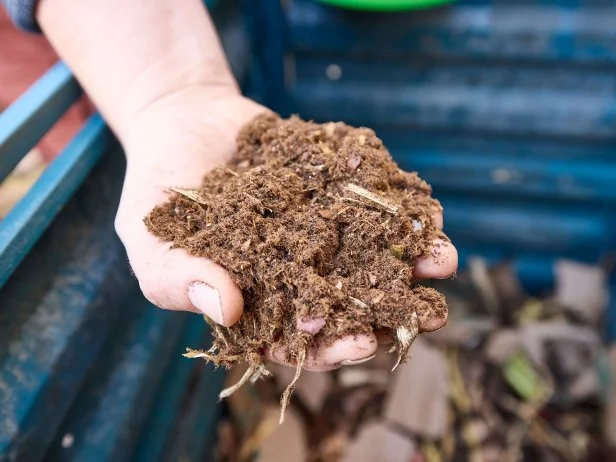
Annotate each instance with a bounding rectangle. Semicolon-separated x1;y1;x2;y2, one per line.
216;259;616;462
146;113;448;414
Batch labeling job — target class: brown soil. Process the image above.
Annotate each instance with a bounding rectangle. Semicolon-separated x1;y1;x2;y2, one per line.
145;113;448;417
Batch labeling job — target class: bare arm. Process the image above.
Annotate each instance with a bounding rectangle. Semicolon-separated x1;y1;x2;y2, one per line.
37;0;238;142
33;0;458;371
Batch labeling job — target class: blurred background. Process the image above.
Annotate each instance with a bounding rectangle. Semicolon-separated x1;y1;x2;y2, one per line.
1;0;615;461
0;8;93;217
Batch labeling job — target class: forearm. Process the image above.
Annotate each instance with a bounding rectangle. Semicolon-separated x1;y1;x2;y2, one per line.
37;0;238;143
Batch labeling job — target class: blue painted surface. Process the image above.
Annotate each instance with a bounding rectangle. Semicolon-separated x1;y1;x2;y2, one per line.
0;2;243;460
166;363;226;461
287;0;616;63
0;114;110;289
42;298;186;462
0;144;131;461
2;1;616;461
131;318;208;462
0;62;81;183
249;0;616;336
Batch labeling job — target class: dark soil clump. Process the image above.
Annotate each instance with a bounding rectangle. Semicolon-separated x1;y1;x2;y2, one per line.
145;114;448;417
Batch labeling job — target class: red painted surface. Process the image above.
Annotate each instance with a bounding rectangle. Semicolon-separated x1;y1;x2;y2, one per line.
0;9;92;161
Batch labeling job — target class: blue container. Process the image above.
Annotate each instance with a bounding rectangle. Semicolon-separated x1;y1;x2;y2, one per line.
1;0;615;460
244;0;616;327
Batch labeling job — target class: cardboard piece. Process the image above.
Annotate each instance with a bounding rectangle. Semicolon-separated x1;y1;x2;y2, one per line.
384;338;448;439
256;408;306;462
342;422;417;462
554;260;607;324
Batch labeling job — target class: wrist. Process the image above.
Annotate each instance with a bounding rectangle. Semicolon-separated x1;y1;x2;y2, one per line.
120;91;264;172
121;77;239;141
36;0;240;143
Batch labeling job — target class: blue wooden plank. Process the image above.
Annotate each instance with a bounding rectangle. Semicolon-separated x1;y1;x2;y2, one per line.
168;363;226;462
380;131;616;163
0;144;131;461
243;0;288;111
455;247;556;293
0;62;81;182
132;319;209;462
43;303;188;462
441;198;611;258
0;114;109;289
287;0;616;63
396;150;616;202
289;79;616;138
295;58;616;90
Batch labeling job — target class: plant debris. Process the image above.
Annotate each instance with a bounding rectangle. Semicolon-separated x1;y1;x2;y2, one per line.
145;113;448;419
212;259;614;462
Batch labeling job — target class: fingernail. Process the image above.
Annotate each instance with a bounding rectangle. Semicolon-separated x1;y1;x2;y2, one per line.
339;354;376;366
188;282;223;324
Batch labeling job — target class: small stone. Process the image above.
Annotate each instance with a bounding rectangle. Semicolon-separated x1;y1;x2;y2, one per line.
347;152;362;171
61;433;74;449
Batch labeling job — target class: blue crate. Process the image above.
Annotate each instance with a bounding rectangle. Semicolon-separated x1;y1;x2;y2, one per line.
245;0;616;329
1;0;616;461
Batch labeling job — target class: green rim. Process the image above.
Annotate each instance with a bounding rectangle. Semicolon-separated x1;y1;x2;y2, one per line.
316;0;453;11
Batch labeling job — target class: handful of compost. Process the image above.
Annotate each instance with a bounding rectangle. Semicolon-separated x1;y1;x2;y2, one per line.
145;114;450;422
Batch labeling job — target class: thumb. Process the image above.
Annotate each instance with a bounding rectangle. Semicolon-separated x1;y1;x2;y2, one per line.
114;180;243;327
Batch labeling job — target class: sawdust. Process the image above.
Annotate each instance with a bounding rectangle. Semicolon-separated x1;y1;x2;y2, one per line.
145;114;449;418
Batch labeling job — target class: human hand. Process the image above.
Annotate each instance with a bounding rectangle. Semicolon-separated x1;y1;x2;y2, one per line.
114;87;458;372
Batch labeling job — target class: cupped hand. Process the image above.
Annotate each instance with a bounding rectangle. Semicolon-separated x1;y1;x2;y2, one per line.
114;87;458;372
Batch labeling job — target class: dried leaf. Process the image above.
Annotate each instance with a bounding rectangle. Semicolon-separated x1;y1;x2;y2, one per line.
169;187;208;205
390;244;406;260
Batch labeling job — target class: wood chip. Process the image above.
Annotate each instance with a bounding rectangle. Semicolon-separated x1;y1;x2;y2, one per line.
319;141;333;155
350;297;369;309
345;183;399;214
169;187;208;205
372;292;385;304
318;209;335;220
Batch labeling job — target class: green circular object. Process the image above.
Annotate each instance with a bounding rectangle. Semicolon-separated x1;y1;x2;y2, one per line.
316;0;453;11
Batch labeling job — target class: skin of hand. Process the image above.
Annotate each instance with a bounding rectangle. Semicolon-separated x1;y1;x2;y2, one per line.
37;0;458;372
